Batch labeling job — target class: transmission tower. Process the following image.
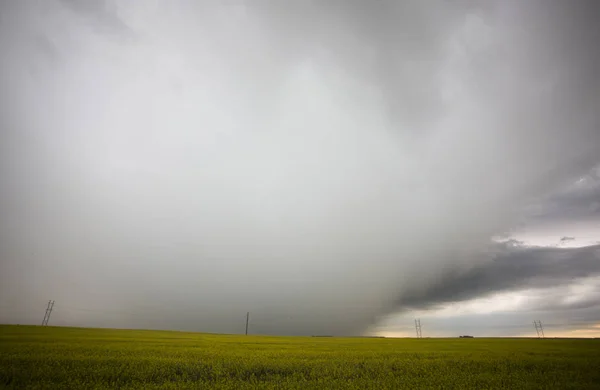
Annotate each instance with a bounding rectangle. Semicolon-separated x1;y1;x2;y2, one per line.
533;320;545;338
245;312;250;335
42;300;54;326
415;319;423;338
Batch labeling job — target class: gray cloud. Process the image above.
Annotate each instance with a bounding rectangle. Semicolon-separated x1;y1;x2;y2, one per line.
398;243;600;310
58;0;133;37
523;165;600;223
381;243;600;337
1;1;600;336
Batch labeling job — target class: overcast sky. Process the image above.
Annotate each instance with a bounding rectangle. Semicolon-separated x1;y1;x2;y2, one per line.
1;0;600;337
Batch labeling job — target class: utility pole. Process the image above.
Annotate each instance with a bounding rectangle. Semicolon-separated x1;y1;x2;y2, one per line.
533;320;545;338
245;312;250;335
415;319;422;338
42;300;54;326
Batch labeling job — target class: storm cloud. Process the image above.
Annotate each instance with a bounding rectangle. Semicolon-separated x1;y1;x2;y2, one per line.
1;1;600;336
524;165;600;224
397;242;600;310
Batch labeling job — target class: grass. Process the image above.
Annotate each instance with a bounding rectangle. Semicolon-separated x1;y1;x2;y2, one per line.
1;325;599;389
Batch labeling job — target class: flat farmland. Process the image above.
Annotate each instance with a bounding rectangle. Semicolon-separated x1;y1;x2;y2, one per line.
1;325;599;389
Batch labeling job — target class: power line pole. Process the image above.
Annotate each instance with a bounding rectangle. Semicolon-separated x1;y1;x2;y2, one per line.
533;320;545;338
42;300;54;326
245;312;250;335
415;319;422;338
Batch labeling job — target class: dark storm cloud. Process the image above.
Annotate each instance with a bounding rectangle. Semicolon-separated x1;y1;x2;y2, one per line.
397;243;600;310
1;1;600;336
383;243;600;337
523;165;600;223
252;1;466;128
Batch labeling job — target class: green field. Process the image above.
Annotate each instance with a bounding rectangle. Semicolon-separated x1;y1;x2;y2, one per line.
1;325;599;389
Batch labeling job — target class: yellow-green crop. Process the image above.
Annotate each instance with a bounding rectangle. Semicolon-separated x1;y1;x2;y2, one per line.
1;325;599;389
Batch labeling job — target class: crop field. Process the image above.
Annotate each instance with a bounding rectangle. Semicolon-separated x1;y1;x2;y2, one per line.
1;325;599;389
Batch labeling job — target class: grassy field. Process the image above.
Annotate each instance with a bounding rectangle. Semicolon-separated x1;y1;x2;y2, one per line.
1;325;599;389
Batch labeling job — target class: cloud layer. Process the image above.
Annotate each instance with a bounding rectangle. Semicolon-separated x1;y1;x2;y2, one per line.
1;0;600;335
398;242;600;310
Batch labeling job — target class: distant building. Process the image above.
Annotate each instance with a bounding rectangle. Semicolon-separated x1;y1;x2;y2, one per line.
459;335;474;338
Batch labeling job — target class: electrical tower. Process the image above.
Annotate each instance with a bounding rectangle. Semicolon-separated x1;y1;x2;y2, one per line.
415;319;422;338
42;300;54;326
245;312;250;335
533;320;545;338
